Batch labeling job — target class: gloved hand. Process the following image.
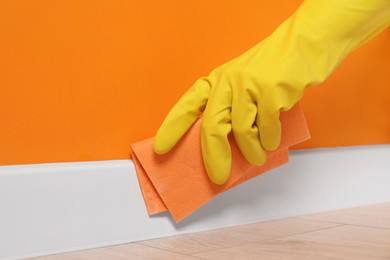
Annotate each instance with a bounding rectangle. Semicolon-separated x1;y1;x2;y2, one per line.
154;0;390;184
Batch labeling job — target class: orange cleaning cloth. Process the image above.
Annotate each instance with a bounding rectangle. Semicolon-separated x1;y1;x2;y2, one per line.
131;104;310;222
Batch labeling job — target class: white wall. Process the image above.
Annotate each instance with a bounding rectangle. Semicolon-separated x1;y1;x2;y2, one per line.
0;145;389;259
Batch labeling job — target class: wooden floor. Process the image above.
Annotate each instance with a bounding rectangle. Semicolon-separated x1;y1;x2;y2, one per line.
31;202;390;260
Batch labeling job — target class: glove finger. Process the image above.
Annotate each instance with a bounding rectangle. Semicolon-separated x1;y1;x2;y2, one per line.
154;78;211;154
201;85;232;185
231;94;267;166
257;106;281;151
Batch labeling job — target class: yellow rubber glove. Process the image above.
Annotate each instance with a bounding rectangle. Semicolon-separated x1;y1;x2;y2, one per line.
154;0;390;184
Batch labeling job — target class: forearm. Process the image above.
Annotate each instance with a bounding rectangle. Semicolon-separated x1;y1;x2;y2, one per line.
290;0;390;82
244;0;390;103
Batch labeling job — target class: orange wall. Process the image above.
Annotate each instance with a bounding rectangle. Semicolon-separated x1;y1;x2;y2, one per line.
1;1;389;166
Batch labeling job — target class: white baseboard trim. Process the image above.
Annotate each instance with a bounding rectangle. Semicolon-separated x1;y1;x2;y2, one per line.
1;145;389;259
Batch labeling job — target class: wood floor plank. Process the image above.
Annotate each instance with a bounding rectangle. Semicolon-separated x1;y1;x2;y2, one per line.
138;225;266;255
29;243;200;260
138;218;340;254
194;238;390;260
238;217;341;237
194;225;390;260
285;225;390;247
300;202;390;229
